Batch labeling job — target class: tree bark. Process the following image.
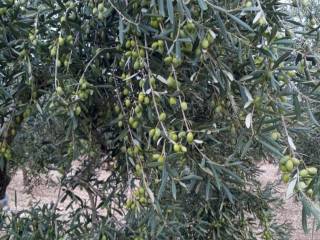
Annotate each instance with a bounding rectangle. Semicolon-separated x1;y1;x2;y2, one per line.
0;162;10;200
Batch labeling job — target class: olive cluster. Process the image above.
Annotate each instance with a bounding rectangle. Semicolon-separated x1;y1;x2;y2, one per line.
125;187;148;210
279;155;300;183
0;142;12;161
298;167;317;197
280;155;318;198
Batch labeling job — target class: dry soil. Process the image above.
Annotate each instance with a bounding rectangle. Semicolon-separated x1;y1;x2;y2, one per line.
5;162;320;240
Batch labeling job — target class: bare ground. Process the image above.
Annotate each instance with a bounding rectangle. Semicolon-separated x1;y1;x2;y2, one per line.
5;162;320;239
258;162;320;240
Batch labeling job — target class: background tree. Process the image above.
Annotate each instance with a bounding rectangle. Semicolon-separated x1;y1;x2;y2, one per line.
0;0;319;239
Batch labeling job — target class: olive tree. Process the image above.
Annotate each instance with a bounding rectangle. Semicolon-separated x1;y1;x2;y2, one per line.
0;0;319;239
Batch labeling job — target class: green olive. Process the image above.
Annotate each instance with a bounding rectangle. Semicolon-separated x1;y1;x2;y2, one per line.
282;174;290;183
285;159;294;172
201;39;209;49
173;144;181;153
58;37;65;46
186;132;194;144
299;169;309;178
307;167;317;175
159;112;166;121
167;76;176;89
56;86;64;96
181;102;188;111
169;97;177;105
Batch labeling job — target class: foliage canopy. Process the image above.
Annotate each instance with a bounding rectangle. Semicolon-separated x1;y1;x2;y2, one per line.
0;0;319;239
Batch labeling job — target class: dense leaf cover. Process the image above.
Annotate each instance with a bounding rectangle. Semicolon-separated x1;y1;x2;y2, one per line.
0;0;319;239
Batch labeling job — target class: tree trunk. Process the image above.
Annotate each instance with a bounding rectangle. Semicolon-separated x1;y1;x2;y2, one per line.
0;162;10;200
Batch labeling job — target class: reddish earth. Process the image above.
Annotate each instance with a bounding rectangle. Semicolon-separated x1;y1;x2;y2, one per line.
5;162;320;239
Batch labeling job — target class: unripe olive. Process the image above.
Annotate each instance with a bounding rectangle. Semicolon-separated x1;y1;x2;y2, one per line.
151;42;158;49
143;96;150;105
288;70;296;78
125;99;131;107
215;105;223;113
280;155;290;165
285;159;294;172
135;164;142;172
29;34;35;41
123;88;129;96
133;60;140;70
178;131;186;139
164;56;173;65
114;105;120;113
133;146;140;154
298;182;307;190
63;59;69;66
307;167;317;175
159;112;166;121
132;51;138;59
307;189;313;197
98;12;105;20
58;37;65;46
129;117;135;125
169;132;178;142
136;112;143;119
173;144;181;153
186;132;194;144
138;93;145;103
169;97;177;105
282;173;290;183
167;76;176;89
153;128;161;140
152;153;160;160
195;47;201;56
271;131;280;140
299;169;309;178
56;86;64;96
66;35;73;44
180;145;187;152
50;46;57;57
4;150;12;160
181;102;188;111
75;106;81;115
158;155;165;164
98;3;104;11
150;77;156;87
186;21;195;31
57;59;62;67
172;57;182;67
292;158;300;166
138;187;145;195
0;147;6;154
201;38;209;49
125;40;131;49
149;128;155;137
280;165;287;172
150;19;159;28
131;121;139;129
258;17;267;26
10;129;16;136
135;105;142;114
245;1;252;8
